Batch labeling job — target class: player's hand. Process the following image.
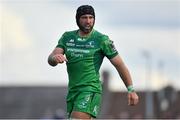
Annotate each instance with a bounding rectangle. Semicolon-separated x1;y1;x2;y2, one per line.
127;92;139;106
52;54;68;64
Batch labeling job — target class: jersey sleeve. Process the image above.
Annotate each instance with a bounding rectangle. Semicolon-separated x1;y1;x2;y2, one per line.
100;35;118;59
56;32;66;50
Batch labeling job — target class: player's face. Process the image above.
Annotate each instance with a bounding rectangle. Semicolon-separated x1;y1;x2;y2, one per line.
79;14;95;33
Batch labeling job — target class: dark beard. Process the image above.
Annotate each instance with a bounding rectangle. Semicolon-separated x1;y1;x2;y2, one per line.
79;24;94;34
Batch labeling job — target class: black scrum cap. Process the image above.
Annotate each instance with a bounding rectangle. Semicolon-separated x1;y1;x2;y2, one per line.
76;5;95;27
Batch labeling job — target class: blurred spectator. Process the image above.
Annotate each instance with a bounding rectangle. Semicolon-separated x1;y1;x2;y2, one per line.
53;108;65;119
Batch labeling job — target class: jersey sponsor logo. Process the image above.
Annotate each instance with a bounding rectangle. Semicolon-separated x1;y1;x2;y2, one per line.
67;48;90;58
75;41;95;48
67;48;90;53
76;44;85;47
66;42;75;47
70;53;83;58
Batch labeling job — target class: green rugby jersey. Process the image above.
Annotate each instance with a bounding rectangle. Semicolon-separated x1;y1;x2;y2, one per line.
56;29;118;94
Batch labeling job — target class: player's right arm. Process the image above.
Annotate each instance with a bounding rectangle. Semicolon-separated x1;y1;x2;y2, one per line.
48;47;68;67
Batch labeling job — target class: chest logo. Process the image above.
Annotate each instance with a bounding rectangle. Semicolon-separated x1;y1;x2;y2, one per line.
86;41;95;48
69;39;74;42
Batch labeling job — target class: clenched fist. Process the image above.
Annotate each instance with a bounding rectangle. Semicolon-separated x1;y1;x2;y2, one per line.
52;54;68;64
128;92;139;106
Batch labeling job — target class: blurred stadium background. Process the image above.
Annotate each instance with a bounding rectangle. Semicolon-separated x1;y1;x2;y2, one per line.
0;0;180;119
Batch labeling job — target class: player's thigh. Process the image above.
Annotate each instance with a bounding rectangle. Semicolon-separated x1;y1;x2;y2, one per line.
71;111;91;119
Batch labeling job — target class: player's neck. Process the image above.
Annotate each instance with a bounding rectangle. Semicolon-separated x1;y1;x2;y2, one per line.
78;29;93;37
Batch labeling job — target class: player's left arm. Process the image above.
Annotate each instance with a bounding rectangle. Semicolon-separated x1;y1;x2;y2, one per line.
110;55;139;106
